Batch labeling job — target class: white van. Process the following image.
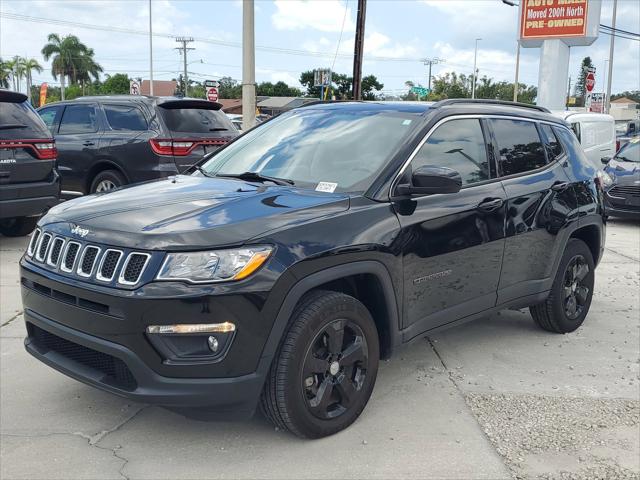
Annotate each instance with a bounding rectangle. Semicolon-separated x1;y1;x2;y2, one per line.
552;112;616;170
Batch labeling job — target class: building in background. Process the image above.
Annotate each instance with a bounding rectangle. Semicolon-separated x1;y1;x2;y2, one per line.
140;80;178;96
609;97;640;123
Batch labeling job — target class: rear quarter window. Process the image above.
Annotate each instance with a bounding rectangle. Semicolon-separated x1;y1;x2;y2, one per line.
104;104;148;131
160;108;234;133
0;101;51;140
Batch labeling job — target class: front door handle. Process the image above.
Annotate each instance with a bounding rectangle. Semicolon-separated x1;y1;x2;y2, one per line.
82;141;95;146
477;198;504;212
551;181;570;192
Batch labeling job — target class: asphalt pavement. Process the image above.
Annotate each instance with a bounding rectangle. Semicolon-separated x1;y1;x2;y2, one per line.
1;220;638;480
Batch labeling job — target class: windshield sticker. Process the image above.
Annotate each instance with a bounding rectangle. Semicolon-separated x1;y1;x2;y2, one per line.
316;182;338;193
402;119;412;126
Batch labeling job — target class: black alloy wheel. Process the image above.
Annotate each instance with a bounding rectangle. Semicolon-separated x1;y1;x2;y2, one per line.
301;319;369;420
563;255;590;320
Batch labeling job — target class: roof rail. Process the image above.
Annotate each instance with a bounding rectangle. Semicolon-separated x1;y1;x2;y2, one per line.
432;99;550;113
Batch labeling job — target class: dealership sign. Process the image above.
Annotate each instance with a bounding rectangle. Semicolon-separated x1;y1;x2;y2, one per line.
521;0;588;39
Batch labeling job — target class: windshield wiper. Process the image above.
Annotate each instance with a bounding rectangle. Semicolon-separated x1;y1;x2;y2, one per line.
616;156;637;163
0;124;28;130
209;127;229;131
216;171;294;186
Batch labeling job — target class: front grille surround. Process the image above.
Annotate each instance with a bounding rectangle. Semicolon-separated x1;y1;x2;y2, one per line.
118;252;152;286
60;241;81;273
77;246;101;277
96;249;124;282
26;229;154;288
609;185;640;197
46;237;65;267
35;233;52;262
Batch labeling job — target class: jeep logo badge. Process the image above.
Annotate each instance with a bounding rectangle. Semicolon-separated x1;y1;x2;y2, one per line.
71;225;89;237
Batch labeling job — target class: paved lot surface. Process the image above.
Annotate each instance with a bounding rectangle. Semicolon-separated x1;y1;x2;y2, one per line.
1;220;638;480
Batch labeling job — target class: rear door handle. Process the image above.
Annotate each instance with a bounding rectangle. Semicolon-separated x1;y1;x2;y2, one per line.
477;198;504;212
551;181;570;192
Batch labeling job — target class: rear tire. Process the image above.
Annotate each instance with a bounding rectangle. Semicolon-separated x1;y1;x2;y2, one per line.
261;290;379;438
0;217;39;237
90;170;126;193
530;238;595;333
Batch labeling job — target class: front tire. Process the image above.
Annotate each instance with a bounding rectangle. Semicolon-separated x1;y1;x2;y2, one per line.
0;217;39;237
530;238;595;333
261;290;379;438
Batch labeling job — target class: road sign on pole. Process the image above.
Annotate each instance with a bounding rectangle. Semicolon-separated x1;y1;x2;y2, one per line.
206;86;219;102
585;71;595;93
129;80;141;95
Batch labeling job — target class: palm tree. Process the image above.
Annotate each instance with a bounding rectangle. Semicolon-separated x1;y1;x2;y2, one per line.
76;48;103;95
22;58;43;102
41;33;91;100
0;58;12;89
11;56;26;92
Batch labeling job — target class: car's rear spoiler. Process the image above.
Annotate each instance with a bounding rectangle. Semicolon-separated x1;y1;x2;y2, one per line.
158;99;223;111
0;90;28;103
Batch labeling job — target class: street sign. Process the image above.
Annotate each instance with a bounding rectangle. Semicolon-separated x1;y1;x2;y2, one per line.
314;69;332;87
585;72;595;93
206;86;219;102
204;80;219;88
410;86;430;97
129;80;140;95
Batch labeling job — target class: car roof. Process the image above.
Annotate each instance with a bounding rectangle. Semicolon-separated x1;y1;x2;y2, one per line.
38;95;214;107
296;99;567;125
551;111;614;123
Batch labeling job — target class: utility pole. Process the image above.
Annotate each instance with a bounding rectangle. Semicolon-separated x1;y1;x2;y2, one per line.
605;0;617;114
566;75;572;110
175;36;194;96
352;0;367;100
242;0;256;130
513;41;520;102
472;38;481;99
422;58;444;92
149;0;154;95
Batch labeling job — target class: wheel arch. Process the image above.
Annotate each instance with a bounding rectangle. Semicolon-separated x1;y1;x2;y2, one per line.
259;261;401;369
571;219;604;266
86;160;129;193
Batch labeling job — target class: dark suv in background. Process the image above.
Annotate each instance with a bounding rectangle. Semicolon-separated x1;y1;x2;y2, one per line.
21;100;605;438
37;96;237;195
0;91;59;237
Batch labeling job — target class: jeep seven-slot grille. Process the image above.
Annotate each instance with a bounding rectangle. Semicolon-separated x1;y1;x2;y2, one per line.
27;231;151;287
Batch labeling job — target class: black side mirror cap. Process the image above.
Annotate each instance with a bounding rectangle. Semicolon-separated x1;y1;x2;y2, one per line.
392;166;462;200
601;156;612;164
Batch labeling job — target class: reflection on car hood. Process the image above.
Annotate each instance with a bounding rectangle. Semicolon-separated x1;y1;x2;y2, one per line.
40;175;350;250
606;159;640;182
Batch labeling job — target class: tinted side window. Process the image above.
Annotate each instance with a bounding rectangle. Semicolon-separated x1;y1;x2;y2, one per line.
104;104;148;131
160;108;235;133
38;106;61;133
59;105;98;134
540;123;564;161
491;119;546;176
412;119;490;186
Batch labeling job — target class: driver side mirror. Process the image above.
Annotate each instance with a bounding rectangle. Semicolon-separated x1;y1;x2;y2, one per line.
393;165;462;200
601;156;612;164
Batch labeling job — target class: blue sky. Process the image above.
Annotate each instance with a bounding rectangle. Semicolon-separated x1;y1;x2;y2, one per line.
1;0;638;97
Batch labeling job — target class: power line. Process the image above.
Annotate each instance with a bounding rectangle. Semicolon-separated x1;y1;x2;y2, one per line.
331;0;349;72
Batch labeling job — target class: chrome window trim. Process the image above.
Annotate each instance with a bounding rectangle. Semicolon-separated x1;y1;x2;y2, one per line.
34;232;52;262
388;114;573;199
46;237;66;267
118;252;151;286
76;245;102;278
60;241;82;273
27;229;41;257
96;249;124;282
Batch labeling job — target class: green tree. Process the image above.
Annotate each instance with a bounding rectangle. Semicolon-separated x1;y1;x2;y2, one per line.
217;76;242;98
611;90;640;103
574;56;594;106
299;70;383;100
21;58;43;102
100;73;130;94
41;33;102;100
0;58;12;89
429;72;472;99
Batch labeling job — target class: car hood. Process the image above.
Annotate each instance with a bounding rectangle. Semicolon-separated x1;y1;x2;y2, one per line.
40;175;350;250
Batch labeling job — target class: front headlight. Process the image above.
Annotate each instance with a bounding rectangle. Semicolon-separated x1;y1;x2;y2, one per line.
156;246;272;283
597;170;614;187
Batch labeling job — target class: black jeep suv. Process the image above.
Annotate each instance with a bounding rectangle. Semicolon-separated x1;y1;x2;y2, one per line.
37;95;237;195
1;91;60;237
21;100;605;438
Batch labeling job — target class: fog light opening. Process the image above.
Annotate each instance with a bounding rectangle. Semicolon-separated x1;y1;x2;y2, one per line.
146;322;236;335
207;336;219;353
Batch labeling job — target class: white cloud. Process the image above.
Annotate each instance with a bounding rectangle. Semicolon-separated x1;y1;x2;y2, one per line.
272;0;355;33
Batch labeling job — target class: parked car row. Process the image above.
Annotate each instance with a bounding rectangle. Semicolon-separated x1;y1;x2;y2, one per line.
1;91;638;240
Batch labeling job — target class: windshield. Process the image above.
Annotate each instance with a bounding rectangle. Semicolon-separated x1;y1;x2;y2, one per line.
615;140;640;163
200;108;420;193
